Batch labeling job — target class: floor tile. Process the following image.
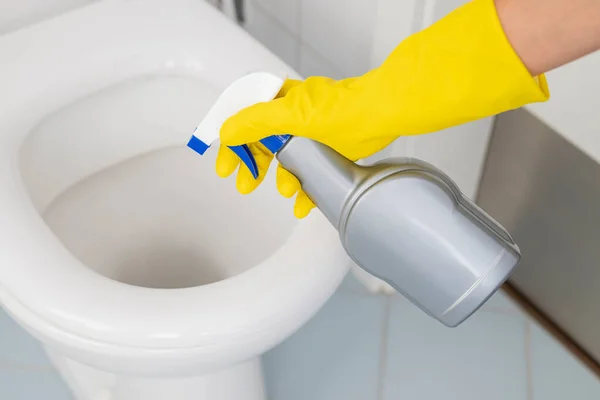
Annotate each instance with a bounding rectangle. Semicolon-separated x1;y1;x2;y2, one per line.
383;297;528;400
531;323;600;400
480;288;524;315
0;370;73;400
0;308;51;367
0;0;93;35
263;285;387;400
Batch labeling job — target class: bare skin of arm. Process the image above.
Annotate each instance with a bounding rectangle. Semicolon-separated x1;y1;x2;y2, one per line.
495;0;600;76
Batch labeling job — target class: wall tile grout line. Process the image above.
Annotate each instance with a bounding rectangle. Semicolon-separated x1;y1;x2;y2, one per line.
250;1;297;39
248;0;345;78
376;295;393;400
296;0;302;69
524;320;534;400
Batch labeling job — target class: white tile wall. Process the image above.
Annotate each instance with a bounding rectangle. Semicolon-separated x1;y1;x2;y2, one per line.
244;1;300;68
252;0;300;36
298;43;343;79
300;0;376;77
245;0;378;78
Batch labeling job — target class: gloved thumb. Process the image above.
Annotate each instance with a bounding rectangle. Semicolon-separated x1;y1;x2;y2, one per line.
220;96;299;146
220;78;304;146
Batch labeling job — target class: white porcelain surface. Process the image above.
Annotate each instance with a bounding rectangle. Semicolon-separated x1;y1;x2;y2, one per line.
0;0;349;398
0;0;93;35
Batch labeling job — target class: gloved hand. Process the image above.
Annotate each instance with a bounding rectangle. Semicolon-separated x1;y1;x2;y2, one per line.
216;0;549;218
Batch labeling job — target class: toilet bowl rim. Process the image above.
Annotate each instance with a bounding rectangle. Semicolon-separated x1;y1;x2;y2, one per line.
0;0;348;351
0;217;348;356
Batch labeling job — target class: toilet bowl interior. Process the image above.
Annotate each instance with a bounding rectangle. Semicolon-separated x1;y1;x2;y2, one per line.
0;0;349;359
18;74;297;289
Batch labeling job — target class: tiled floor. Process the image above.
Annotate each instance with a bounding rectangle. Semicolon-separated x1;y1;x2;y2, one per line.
263;278;387;400
530;324;600;400
2;275;600;399
0;308;73;399
263;275;600;400
382;297;528;400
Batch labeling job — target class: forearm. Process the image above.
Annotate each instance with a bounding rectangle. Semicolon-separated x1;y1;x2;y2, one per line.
495;0;600;75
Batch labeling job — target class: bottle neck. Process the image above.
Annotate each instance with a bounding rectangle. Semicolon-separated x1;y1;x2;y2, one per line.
276;137;365;228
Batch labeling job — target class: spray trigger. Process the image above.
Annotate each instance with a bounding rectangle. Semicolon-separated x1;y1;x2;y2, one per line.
214;135;291;179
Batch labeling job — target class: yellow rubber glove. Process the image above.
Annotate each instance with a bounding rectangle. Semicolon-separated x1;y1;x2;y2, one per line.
217;0;550;218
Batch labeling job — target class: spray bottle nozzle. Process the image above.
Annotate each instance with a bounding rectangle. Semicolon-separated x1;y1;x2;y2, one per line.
186;72;288;178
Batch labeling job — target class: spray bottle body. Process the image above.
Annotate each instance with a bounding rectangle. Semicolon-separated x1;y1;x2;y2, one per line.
185;72;519;326
277;137;520;327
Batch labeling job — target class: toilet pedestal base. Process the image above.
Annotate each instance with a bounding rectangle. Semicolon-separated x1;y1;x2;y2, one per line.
45;348;266;400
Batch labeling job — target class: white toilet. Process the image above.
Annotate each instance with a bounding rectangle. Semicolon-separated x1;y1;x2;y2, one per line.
0;0;349;398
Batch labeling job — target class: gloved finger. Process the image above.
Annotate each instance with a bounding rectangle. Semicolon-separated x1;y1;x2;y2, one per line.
294;190;316;219
276;164;301;198
221;76;347;146
235;142;274;194
215;145;240;178
220;96;294;146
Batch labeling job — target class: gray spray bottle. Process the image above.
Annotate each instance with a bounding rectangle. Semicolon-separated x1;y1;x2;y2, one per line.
274;137;520;327
187;73;520;327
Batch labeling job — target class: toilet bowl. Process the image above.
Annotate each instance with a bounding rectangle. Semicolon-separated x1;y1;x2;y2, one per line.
0;1;349;399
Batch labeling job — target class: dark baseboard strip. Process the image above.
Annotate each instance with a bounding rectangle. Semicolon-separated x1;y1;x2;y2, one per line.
502;282;600;379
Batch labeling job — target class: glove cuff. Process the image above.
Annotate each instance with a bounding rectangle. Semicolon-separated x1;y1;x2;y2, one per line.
376;0;550;134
